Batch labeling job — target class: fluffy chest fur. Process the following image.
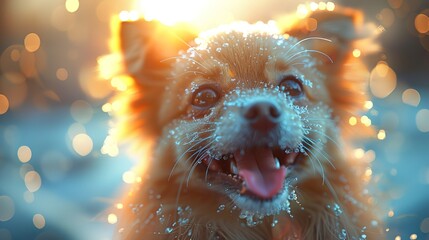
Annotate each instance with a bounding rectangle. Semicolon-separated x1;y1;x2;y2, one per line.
105;6;383;240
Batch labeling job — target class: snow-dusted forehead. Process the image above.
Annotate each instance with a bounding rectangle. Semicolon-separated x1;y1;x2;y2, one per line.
172;21;319;89
169;22;316;91
195;21;282;46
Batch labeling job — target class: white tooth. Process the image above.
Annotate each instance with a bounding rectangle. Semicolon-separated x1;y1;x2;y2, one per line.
274;157;280;169
230;161;238;174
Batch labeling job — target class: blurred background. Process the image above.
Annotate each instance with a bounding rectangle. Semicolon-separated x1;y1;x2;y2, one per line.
1;0;429;239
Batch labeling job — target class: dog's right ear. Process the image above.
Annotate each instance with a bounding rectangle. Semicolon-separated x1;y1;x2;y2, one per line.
118;20;196;138
120;20;196;80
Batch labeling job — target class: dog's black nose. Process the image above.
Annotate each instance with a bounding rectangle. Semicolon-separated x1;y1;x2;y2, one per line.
244;101;281;132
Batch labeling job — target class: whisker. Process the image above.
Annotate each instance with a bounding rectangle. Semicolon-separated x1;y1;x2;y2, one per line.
303;137;335;169
301;144;326;184
285;36;332;56
184;141;216;188
306;128;341;149
170;33;204;60
182;129;216;146
166;70;208;80
181;122;220;126
287;49;334;64
305;118;333;122
186;151;208;187
301;140;341;202
289;62;308;67
204;154;219;182
161;56;210;72
174;140;213;206
168;135;214;180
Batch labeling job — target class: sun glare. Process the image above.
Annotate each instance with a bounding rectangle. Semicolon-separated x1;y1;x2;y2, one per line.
135;0;205;25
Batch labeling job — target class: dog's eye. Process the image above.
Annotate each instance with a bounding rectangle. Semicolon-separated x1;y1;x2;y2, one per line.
278;76;304;98
192;87;220;108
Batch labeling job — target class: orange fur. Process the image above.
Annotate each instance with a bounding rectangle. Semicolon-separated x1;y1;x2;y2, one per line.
105;6;383;240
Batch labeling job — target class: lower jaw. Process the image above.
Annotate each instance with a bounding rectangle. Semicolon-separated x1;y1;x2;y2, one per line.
226;177;298;217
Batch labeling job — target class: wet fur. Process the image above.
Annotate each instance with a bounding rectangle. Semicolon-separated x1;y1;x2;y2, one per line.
106;6;383;240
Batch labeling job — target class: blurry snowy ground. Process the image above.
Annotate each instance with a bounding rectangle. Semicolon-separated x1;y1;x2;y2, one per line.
1;0;429;239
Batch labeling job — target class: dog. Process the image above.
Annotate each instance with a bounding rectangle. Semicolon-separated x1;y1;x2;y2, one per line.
104;4;383;240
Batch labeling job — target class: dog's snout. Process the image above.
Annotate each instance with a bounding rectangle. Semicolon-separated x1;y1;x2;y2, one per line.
244;101;281;132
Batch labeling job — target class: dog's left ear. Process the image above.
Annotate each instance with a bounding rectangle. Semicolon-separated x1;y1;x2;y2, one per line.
282;7;379;123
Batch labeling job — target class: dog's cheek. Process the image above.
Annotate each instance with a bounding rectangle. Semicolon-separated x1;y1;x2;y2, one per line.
303;103;334;144
158;85;193;127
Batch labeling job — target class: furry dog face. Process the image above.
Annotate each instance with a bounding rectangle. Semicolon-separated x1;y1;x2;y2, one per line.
109;6;382;240
164;26;334;216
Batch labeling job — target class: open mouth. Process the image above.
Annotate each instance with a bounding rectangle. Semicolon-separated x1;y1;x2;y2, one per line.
203;146;301;200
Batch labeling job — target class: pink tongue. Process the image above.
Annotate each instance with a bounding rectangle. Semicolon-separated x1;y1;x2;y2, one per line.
234;147;286;199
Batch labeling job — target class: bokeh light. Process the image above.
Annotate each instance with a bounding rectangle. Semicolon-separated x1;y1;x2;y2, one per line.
421;218;429;233
72;133;93;156
107;213;118;224
65;0;80;13
119;10;140;22
17;145;32;163
0;196;15;222
56;68;68;81
0;94;9;114
33;214;46;229
364;101;374;110
24;171;42;193
122;170;136;184
360;115;372;127
349;116;357;126
402;88;421;107
305;18;318;32
101;135;119;157
370;61;397;99
377;130;386;140
416;109;429;133
378;8;395;28
354;148;365;159
24;33;41;53
326;2;335;11
415;13;429;34
352;49;361;58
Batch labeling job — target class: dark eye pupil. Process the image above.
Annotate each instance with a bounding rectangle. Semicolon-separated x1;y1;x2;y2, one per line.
192;89;218;108
279;76;303;97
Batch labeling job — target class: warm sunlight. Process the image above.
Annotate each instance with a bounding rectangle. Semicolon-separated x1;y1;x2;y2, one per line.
135;0;206;25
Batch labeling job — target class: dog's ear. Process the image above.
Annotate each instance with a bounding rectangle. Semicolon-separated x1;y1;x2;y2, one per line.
282;7;379;126
118;20;196;138
120;20;196;80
